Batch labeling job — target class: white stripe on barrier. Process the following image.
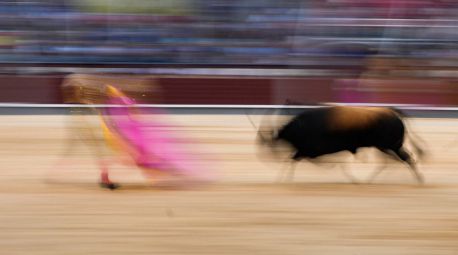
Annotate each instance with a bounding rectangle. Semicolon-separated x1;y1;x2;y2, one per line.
0;103;456;111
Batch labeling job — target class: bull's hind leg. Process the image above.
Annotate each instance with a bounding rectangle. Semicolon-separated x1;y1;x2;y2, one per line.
366;151;390;183
394;148;424;184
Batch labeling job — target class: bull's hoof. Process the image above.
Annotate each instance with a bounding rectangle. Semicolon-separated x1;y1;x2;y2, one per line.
417;177;425;185
99;182;120;190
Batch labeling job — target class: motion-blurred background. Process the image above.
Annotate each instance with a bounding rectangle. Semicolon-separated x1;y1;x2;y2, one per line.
0;0;456;106
0;2;458;255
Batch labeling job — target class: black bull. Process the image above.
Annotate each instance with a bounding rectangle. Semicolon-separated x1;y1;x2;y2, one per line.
256;106;425;183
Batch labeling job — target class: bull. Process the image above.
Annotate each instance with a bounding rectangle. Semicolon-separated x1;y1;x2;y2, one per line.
256;106;425;183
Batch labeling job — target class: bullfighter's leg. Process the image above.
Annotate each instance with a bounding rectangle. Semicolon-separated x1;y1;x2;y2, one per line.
394;147;424;184
99;159;120;190
48;109;85;177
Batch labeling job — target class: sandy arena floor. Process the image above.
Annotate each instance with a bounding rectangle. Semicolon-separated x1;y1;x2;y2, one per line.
0;114;457;255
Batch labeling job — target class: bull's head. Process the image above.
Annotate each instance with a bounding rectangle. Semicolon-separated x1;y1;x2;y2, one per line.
256;127;277;145
255;109;279;145
255;111;292;161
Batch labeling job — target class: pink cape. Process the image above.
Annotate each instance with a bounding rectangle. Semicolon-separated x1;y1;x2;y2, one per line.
103;95;213;181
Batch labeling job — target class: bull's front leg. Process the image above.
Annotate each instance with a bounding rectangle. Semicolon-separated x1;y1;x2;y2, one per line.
366;155;389;184
286;161;298;182
340;164;360;184
276;160;298;183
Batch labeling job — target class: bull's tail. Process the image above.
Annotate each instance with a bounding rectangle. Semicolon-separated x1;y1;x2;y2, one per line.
391;107;427;160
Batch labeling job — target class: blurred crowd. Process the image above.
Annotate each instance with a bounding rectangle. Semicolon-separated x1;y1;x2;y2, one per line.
0;0;457;68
